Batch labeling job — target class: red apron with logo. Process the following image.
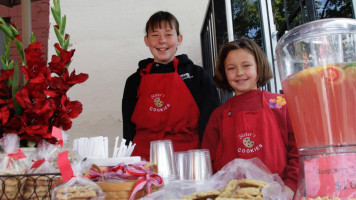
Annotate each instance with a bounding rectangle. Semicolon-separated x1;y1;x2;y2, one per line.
131;57;200;161
214;91;287;177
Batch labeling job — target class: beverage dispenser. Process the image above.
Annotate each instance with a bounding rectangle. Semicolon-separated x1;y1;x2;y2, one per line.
275;18;356;199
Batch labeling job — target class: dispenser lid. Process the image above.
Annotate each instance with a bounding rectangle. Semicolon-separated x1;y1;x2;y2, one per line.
276;18;356;51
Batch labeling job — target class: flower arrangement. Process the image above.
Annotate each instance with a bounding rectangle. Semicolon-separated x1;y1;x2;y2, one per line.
0;0;88;145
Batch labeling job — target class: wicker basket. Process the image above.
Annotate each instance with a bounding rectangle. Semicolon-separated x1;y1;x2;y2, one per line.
90;163;162;200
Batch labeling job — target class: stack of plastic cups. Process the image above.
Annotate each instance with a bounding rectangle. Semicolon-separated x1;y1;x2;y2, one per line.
150;140;178;184
186;149;212;182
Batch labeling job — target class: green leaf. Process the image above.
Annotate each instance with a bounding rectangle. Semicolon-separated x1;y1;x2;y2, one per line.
30;32;36;43
54;26;63;46
63;35;70;51
1;56;5;68
60;15;66;35
55;47;60;57
54;0;61;17
0;17;6;25
9;24;19;36
51;7;61;25
8;60;14;69
5;37;10;59
12;62;22;115
0;24;14;39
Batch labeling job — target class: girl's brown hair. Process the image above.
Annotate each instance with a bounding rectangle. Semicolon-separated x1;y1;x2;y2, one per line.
214;38;273;92
145;11;180;36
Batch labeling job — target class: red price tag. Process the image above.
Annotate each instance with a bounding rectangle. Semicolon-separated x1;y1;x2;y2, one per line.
304;154;356;198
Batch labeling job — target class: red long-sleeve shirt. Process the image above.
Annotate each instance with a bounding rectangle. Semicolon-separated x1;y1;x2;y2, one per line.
202;89;300;191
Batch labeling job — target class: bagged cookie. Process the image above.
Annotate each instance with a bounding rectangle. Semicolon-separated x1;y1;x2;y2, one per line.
51;151;105;200
142;158;290;200
23;140;62;199
0;133;27;200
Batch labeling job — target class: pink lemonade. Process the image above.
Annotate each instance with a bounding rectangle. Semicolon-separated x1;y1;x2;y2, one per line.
282;63;356;149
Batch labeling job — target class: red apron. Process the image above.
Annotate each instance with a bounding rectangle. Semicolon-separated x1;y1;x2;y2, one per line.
131;57;200;161
214;91;287;177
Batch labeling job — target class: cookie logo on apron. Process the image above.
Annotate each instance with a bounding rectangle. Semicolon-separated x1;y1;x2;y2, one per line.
243;137;254;148
237;132;263;154
154;97;164;107
149;93;171;112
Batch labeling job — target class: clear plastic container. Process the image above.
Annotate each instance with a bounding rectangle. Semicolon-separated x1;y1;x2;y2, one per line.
276;18;356;199
276;18;356;150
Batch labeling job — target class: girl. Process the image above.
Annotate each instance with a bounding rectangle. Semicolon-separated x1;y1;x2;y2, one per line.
122;11;220;161
202;38;299;197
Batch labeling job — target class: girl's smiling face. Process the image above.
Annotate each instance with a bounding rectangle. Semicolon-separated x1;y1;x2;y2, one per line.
224;49;258;95
144;21;182;64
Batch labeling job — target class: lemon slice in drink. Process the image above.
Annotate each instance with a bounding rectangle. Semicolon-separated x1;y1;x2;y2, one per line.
344;63;356;80
319;65;345;84
288;77;302;87
295;66;325;79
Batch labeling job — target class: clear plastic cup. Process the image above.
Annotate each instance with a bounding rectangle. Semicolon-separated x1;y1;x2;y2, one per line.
187;149;212;181
150;140;177;184
174;151;189;180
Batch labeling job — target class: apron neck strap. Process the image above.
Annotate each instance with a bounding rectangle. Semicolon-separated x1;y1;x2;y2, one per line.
140;57;179;76
225;90;269;117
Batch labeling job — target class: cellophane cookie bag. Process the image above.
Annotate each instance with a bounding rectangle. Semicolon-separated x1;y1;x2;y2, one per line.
142;158;290;200
23;140;62;199
0;133;27;199
51;151;105;200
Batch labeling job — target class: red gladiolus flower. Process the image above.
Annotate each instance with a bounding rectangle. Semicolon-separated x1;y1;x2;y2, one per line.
61;95;83;119
15;35;21;42
0;13;88;145
53;111;72;130
0;69;14;97
15;83;47;109
46;76;70;97
49;55;66;76
54;43;75;65
66;69;89;85
22;111;49;136
25;42;43;61
3;115;25;134
0;99;13;125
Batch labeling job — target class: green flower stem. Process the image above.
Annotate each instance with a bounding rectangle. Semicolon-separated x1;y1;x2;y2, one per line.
14;38;25;65
12;62;22;115
0;23;13;39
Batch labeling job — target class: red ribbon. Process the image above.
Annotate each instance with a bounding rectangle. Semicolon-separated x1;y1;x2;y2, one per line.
51;126;63;148
7;148;26;168
30;158;45;169
57;151;74;182
127;162;163;200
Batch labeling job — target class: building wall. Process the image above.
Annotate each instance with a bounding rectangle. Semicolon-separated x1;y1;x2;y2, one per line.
0;0;50;63
48;0;210;152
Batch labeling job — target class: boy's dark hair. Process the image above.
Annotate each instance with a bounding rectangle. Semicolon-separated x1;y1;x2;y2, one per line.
214;38;273;92
145;11;180;35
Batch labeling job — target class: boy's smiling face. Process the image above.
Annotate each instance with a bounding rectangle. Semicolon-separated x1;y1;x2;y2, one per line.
144;21;182;64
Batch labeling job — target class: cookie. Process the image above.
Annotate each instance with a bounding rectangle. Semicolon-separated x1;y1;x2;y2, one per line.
236;187;261;196
218;179;239;198
181;190;220;200
237;179;268;188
